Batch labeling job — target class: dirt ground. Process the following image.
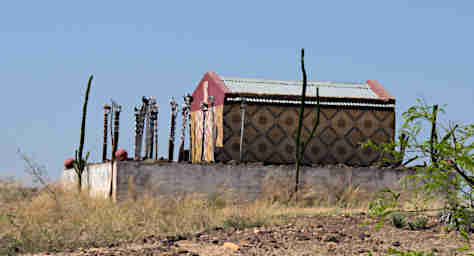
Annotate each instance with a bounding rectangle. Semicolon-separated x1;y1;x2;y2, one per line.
26;214;473;256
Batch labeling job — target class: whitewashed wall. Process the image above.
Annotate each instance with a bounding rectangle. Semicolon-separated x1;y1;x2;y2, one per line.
61;162;114;198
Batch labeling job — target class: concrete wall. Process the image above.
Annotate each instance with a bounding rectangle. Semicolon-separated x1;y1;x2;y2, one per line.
116;162;411;201
61;161;412;202
61;162;114;198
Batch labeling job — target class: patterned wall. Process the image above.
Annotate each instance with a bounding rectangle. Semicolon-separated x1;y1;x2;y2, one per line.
215;103;395;166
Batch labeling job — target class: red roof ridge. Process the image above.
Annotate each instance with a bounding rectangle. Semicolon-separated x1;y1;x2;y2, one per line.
207;72;230;93
366;80;394;101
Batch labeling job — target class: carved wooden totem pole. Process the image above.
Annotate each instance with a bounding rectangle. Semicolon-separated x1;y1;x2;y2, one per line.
151;101;159;160
200;101;208;162
110;101;122;162
145;97;157;159
133;104;144;160
187;95;193;161
144;97;152;159
134;97;159;160
134;97;147;160
168;97;178;161
102;104;111;162
178;94;192;162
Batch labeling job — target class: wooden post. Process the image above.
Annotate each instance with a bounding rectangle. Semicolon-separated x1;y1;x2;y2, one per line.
209;96;216;163
200;102;208;162
240;98;246;162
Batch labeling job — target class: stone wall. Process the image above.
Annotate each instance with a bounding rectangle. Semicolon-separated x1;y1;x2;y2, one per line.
61;161;412;202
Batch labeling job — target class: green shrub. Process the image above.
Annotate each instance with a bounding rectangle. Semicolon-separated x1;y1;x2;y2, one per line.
222;215;264;230
408;216;429;230
391;213;406;229
387;248;434;256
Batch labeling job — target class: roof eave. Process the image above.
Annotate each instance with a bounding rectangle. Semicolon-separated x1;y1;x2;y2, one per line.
224;92;396;105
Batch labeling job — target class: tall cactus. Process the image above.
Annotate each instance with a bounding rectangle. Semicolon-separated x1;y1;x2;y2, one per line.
73;75;93;192
295;49;320;195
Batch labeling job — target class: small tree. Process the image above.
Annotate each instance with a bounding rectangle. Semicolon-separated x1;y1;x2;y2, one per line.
72;75;93;192
363;99;473;237
294;48;321;194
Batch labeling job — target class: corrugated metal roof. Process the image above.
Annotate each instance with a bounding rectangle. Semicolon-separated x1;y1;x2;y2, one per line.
221;77;380;100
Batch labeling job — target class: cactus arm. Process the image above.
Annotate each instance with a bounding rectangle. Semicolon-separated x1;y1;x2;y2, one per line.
294;49;320;196
300;87;320;155
295;48;307;163
71;75;93;192
78;75;93;164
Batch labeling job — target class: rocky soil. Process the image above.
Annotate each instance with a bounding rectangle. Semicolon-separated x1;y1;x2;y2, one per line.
26;214;473;256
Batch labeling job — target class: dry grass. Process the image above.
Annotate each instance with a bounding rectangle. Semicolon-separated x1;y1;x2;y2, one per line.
0;178;444;255
0;181;280;254
260;173;377;209
0;178;38;206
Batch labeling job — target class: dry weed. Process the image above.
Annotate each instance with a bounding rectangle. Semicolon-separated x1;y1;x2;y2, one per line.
0;178;441;255
260;173;376;209
0;182;278;254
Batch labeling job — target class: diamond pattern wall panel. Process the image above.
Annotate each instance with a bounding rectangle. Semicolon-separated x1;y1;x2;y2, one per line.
214;103;395;166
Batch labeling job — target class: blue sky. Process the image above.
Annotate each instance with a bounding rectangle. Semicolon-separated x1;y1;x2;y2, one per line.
1;1;473;185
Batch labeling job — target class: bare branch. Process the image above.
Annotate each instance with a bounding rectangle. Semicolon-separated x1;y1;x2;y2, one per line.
430;104;438;165
402;156;419;167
